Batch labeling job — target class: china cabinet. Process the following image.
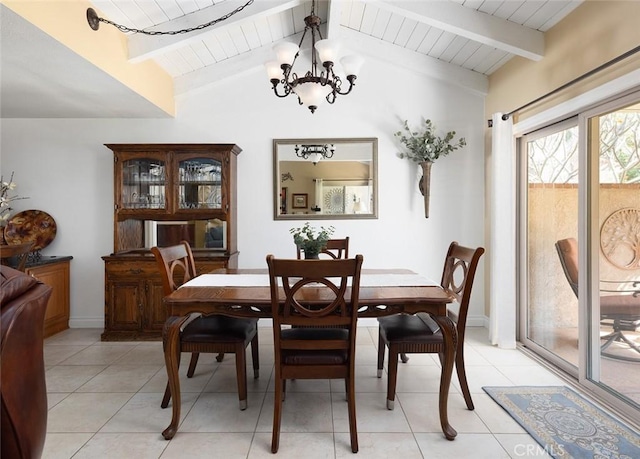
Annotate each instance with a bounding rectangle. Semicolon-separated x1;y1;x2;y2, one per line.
102;144;241;340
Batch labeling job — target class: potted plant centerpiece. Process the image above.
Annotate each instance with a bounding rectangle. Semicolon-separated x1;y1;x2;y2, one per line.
290;222;335;259
395;118;466;218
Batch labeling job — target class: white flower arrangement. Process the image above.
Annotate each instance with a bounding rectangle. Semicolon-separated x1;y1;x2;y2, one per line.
1;172;28;224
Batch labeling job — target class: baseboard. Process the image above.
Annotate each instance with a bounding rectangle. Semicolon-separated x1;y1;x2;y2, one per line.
68;318;104;328
467;314;487;327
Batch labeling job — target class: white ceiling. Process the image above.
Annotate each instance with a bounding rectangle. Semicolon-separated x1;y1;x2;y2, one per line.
0;0;582;119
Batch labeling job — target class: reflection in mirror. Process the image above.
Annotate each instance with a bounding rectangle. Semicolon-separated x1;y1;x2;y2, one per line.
142;219;227;250
274;138;378;220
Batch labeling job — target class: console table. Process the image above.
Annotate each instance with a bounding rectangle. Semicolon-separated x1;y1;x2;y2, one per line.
26;255;72;338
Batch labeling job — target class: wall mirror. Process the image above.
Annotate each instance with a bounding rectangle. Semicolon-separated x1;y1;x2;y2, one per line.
274;138;378;220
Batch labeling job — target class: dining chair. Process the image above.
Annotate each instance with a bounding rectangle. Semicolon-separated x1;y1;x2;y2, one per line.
266;254;363;453
555;237;640;360
377;241;485;410
151;241;259;410
296;237;349;259
0;242;35;272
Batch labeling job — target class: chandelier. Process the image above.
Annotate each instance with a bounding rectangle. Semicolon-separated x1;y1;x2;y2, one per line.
265;1;364;113
295;144;335;164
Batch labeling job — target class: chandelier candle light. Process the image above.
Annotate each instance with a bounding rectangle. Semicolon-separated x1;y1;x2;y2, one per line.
265;0;364;113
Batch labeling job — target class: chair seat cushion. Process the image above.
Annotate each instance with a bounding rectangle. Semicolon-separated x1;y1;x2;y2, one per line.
182;315;257;343
601;294;640;317
280;327;349;365
378;314;443;344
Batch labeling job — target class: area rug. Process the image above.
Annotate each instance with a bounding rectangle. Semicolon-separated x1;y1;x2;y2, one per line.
483;386;640;459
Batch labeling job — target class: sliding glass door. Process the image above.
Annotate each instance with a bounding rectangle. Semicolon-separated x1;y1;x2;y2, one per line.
582;96;640;413
520;119;580;375
520;91;640;418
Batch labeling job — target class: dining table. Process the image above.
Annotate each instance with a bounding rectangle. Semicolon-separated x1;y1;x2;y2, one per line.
160;268;458;441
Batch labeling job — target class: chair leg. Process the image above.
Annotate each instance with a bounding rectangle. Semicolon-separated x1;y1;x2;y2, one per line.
386;347;399;410
161;349;181;408
346;375;359;453
235;345;248;410
601;330;640;362
453;348;474;410
161;382;171;408
272;377;283;453
251;333;260;379
186;352;199;378
601;330;640;352
600;331;619;351
216;352;225;362
377;330;385;378
614;332;640;353
400;352;410;363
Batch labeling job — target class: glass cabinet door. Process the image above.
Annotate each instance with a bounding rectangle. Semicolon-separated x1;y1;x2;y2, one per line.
178;157;223;210
121;158;166;210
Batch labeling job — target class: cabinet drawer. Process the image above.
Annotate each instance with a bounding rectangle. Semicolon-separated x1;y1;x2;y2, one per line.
105;260;160;278
105;258;228;278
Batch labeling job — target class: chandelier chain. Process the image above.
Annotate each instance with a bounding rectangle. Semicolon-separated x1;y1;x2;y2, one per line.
94;0;254;35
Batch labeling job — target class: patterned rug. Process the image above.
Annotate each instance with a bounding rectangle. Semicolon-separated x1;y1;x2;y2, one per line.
483;386;640;459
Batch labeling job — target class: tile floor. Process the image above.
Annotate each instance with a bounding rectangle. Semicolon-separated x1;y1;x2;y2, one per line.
43;326;585;458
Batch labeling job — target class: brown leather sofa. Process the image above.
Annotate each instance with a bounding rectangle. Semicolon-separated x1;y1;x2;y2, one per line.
1;265;52;459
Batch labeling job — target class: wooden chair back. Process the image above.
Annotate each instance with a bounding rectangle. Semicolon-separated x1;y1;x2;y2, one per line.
150;241;197;295
267;254;363;333
0;242;35;272
440;241;485;335
296;237;350;259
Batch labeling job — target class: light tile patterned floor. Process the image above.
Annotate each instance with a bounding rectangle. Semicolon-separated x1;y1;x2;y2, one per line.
42;326;574;458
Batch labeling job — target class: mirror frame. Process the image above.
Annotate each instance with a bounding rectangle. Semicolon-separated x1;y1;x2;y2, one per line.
273;138;378;220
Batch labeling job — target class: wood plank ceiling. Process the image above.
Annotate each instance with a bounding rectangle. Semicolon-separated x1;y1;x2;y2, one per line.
89;0;582;96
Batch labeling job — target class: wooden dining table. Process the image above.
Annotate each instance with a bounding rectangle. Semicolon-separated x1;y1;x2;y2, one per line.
160;268;458;441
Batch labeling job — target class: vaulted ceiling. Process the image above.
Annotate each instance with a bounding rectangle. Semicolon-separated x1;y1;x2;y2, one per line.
1;0;582;118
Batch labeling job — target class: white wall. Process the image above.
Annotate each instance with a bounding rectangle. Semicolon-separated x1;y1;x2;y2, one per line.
1;58;486;328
